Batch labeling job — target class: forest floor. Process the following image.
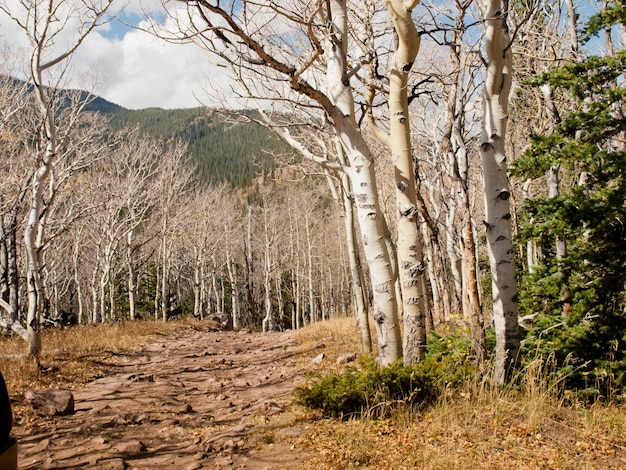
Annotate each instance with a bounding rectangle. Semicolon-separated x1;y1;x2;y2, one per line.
4;318;626;469
10;325;314;470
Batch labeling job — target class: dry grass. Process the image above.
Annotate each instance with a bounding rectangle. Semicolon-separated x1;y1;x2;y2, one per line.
3;316;626;468
0;319;196;401
290;318;626;469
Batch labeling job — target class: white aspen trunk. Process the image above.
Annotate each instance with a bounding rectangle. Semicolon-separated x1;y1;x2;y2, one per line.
109;265;116;321
262;244;273;332
161;224;169;322
305;214;315;323
99;240;115;322
479;0;520;383
73;238;84;324
261;204;274;332
336;140;372;353
287;208;298;330
219;277;226;318
193;247;202;318
320;265;327;321
294;238;302;330
325;0;402;364
444;206;463;310
384;0;427;364
127;229;137;321
245;205;256;326
99;267;108;322
24;60;54;356
423;227;442;321
226;248;239;328
154;266;160;320
277;276;284;327
200;262;207;320
211;255;221;316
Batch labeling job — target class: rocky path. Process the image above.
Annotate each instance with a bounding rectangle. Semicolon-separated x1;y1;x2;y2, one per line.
15;327;310;469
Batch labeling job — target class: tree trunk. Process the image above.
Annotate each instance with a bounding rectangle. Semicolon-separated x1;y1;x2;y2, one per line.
127;230;137;321
333;139;372;351
226;248;239;328
384;0;427;365
479;0;520;383
305;214;315;323
193;248;202;319
245;205;256;326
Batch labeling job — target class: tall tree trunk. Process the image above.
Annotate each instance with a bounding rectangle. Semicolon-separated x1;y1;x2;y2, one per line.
127;230;137;321
161;220;169;322
325;0;402;364
305;213;316;323
479;0;520;383
245;205;257;326
342;167;372;352
332;139;372;351
384;0;427;365
193;248;202;319
226;248;239;328
73;238;84;324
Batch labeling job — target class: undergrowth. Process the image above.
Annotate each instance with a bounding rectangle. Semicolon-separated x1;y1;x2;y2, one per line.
296;331;478;418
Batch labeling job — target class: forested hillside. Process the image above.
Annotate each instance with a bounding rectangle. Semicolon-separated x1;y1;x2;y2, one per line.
101;105;286;187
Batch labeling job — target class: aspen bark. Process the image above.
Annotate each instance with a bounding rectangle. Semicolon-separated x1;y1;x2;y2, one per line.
479;0;520;382
384;0;427;364
336;148;372;353
326;0;402;364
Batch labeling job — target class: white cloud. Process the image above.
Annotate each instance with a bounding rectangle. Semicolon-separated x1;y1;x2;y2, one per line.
73;28;214;109
0;0;226;110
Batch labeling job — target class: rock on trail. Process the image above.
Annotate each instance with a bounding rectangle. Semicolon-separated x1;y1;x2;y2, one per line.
15;328;309;469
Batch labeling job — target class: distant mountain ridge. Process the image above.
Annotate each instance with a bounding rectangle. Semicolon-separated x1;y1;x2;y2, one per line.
7;77;285;188
85;95;285;188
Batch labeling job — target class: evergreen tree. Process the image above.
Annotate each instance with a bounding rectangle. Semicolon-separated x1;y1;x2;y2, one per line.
514;3;626;395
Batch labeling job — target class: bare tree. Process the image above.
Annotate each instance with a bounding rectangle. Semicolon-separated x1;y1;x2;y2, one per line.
0;0;114;356
162;0;404;362
478;0;520;382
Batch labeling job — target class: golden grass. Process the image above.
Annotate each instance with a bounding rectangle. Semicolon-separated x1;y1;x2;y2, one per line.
290;318;626;469
2;316;626;468
0;319;195;401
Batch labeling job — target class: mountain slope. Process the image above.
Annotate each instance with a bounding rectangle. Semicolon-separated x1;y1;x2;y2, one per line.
97;104;287;188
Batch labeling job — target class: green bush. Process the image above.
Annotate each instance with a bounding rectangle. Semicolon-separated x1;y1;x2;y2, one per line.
295;332;478;418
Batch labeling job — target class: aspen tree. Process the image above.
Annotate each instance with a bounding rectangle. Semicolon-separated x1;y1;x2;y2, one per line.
169;0;404;362
478;0;520;382
0;0;114;356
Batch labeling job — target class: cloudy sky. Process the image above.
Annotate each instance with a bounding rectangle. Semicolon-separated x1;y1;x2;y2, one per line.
0;1;222;110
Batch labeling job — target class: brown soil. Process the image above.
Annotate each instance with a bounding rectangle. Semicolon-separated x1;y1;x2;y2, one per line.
14;327;312;470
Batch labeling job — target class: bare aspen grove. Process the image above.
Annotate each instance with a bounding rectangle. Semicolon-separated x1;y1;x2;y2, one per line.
1;0;626;396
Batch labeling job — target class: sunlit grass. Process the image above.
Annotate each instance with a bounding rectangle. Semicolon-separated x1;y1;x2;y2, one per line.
289;318;626;469
0;319;195;400
3;315;626;468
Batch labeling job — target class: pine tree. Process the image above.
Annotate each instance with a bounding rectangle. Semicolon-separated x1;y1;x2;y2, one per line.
514;3;626;393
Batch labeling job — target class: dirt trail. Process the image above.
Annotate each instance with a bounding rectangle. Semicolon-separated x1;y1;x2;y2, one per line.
15;327;311;469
